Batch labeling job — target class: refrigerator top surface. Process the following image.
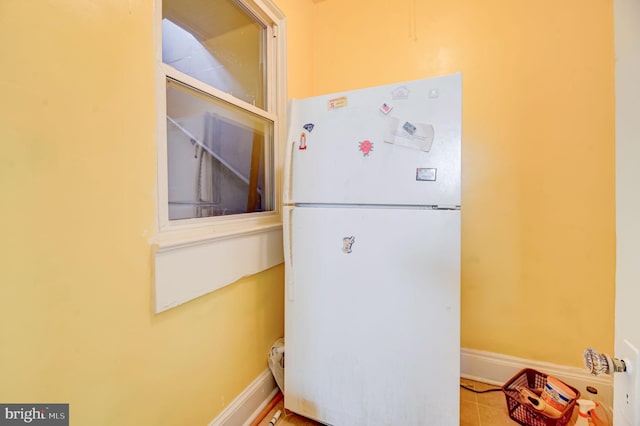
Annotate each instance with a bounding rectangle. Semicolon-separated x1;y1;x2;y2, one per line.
284;73;462;207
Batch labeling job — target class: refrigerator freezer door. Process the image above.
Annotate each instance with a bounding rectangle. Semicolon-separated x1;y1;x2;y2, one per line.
284;73;461;207
284;206;460;426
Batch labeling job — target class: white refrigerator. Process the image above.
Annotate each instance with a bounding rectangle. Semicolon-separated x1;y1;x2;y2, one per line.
282;73;462;425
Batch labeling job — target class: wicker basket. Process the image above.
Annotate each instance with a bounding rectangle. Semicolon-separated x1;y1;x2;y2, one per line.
502;368;580;426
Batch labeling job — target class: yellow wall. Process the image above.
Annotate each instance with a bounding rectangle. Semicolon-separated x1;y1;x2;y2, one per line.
278;0;315;99
0;0;615;424
0;0;308;424
308;0;615;366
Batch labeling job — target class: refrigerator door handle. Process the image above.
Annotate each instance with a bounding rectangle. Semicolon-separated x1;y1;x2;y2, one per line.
287;278;295;302
283;141;295;204
283;207;295;301
283;99;298;205
283;207;293;266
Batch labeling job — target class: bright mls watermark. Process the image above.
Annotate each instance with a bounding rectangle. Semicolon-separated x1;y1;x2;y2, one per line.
0;404;68;425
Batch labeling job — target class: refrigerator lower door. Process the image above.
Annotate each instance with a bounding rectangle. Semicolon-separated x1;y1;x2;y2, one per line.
284;206;460;426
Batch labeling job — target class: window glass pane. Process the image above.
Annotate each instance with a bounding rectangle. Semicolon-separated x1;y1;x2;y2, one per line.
162;0;266;109
166;79;273;220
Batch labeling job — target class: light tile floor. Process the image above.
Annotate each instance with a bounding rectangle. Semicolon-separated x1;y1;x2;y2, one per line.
256;379;580;425
459;379;515;426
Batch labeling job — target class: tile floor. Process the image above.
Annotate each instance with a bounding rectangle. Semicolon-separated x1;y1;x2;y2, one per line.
459;379;522;425
256;379;580;426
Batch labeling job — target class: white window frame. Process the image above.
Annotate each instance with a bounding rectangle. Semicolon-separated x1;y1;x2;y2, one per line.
151;0;287;313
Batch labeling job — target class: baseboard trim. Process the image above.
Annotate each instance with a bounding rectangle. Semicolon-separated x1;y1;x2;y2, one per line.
461;347;613;408
209;369;278;426
210;349;613;425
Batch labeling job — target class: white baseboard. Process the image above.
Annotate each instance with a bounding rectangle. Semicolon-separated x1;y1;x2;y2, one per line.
461;347;613;408
209;369;279;426
209;349;613;426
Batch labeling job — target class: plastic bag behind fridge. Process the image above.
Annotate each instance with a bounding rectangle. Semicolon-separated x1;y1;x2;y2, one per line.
268;338;285;393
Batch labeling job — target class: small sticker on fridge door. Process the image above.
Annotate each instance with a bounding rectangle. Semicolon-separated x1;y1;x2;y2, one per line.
416;168;437;181
392;86;410;100
384;116;435;152
303;123;315;132
358;140;374;156
402;121;417;135
298;132;307;150
379;103;393;114
328;96;348;110
342;236;355;253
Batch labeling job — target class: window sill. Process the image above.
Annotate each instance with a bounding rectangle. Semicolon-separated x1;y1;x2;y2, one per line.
151;218;283;313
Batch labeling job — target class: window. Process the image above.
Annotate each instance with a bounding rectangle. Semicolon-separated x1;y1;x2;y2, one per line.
152;0;286;312
162;0;275;221
166;80;273;219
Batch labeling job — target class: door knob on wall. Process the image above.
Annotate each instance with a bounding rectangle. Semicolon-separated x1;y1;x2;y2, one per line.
584;347;627;375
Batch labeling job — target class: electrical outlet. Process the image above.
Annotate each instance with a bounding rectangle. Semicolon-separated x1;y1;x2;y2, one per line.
618;340;640;425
